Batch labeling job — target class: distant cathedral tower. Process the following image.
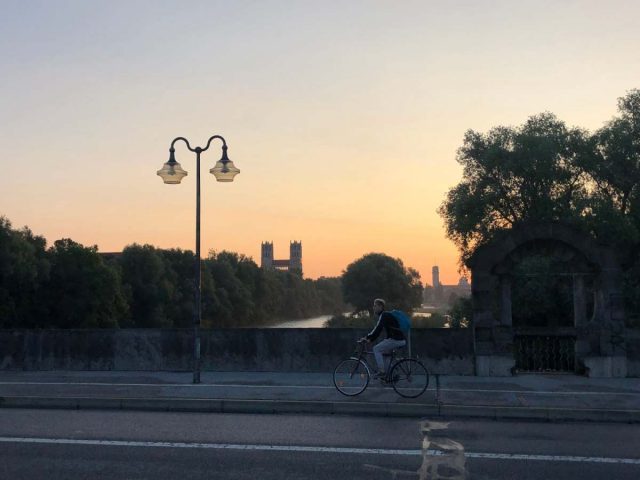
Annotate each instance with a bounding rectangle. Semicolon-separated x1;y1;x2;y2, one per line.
260;240;302;276
289;241;302;274
261;242;274;269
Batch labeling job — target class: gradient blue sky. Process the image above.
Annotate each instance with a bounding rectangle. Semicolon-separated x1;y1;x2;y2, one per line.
1;0;639;283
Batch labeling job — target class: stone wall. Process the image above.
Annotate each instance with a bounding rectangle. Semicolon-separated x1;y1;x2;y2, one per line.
0;328;475;374
627;329;640;377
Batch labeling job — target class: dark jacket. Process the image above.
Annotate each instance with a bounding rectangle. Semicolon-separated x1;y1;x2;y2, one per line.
366;311;405;342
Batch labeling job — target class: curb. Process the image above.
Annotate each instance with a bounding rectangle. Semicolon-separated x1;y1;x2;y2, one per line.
2;395;640;423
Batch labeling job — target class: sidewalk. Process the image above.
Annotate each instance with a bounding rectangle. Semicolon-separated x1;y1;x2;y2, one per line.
1;370;639;423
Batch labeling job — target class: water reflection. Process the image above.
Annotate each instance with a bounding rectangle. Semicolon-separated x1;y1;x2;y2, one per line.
269;315;334;328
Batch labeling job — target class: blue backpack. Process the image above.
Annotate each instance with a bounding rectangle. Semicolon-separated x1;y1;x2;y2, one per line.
390;310;411;338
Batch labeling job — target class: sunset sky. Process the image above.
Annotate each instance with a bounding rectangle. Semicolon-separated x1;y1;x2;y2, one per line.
1;0;639;284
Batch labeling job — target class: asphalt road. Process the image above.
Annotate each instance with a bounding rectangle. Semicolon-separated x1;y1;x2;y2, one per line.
0;409;639;479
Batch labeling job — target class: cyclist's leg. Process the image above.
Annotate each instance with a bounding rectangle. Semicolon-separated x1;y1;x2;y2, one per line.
373;339;404;374
383;353;392;373
372;340;390;373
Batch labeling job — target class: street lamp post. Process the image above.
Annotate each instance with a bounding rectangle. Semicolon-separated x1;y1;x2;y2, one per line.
157;134;240;384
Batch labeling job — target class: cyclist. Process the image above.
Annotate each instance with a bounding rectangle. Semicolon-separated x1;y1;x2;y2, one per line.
361;298;406;379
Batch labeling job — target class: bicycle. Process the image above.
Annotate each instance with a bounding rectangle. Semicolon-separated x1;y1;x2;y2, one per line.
333;339;429;398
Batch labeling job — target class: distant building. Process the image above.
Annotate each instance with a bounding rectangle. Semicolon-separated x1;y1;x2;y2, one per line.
261;241;302;275
427;265;470;305
99;252;122;262
432;266;440;288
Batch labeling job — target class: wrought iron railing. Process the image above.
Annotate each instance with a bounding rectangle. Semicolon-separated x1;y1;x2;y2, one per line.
514;334;576;373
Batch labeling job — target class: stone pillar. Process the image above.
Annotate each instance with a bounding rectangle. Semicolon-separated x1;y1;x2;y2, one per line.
470;272;495;326
573;274;587;326
499;276;512;326
473;273;515;376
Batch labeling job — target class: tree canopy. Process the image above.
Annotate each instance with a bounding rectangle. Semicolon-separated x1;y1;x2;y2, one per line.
44;239;127;328
439;112;591;264
341;253;423;314
0;217;49;327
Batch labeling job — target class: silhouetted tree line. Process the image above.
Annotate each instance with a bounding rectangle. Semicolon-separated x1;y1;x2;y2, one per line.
0;219;346;328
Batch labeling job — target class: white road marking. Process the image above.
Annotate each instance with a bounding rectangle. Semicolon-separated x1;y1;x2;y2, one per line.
0;381;324;389
0;381;637;396
438;388;640;396
0;437;418;456
1;437;639;464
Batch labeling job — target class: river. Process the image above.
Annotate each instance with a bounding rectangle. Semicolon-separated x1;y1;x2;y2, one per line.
269;315;334;328
269;311;431;328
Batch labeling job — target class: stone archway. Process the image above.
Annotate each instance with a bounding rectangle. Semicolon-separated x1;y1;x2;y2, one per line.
466;222;627;377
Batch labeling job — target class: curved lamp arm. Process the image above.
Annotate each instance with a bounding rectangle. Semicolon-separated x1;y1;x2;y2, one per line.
169;134;227;154
170;136;194;152
203;135;227;152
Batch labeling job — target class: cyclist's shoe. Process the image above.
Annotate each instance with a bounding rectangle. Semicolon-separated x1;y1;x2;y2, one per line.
373;371;386;380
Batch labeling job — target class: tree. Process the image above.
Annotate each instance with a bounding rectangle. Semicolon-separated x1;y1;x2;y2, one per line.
0;217;50;327
568;90;640;326
439;112;590;265
589;90;640;215
253;268;285;323
582;89;640;245
341;253;423;314
314;276;347;314
119;244;172;327
160;248;197;328
205;251;256;327
42;238;127;328
448;297;472;328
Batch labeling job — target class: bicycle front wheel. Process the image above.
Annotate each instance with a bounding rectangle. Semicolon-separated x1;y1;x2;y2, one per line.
390;358;429;398
333;358;370;396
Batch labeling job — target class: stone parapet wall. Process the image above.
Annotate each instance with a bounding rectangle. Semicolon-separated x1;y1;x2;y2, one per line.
627;329;640;377
0;328;475;375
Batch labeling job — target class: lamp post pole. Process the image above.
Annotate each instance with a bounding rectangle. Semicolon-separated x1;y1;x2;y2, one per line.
157;135;240;384
194;146;202;384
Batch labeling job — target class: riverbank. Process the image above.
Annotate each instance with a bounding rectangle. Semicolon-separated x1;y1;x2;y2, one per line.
268;315;333;328
271;312;434;329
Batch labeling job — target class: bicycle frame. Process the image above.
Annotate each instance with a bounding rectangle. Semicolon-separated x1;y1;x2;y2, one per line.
352;341;404;381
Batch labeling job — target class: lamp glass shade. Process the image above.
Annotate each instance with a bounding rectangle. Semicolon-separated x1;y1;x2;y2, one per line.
157;161;188;184
210;159;240;182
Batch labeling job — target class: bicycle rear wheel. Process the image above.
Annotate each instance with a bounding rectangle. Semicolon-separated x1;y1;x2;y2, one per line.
333;358;370;396
390;358;429;398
